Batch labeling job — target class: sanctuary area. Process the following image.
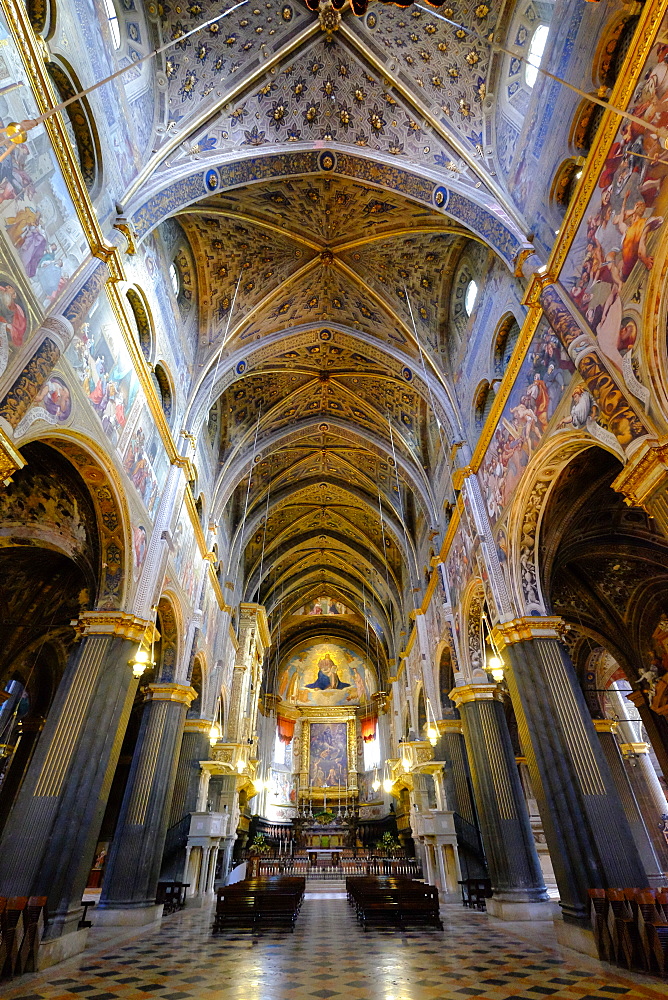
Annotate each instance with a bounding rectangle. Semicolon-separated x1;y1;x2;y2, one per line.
2;0;668;994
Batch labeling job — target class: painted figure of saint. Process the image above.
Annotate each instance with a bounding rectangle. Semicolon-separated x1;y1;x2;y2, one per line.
305;653;350;691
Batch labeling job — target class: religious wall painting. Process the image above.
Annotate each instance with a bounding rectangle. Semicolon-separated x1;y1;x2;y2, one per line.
295;596;350;616
309;721;348;788
172;510;202;605
269;768;294;805
554;376;626;459
132;523;148;580
122;404;168;518
0;16;87;308
65;297;140;449
14;373;72;438
0;277;29;381
443;521;474;614
477;323;576;525
561;26;668;409
277;639;376;707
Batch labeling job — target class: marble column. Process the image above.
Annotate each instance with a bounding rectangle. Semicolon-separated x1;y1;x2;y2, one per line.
0;717;45;836
619;740;668;873
161;719;212;879
592;720;663;885
96;683;196;926
493;617;648;944
438;719;487;878
0;612;152;964
450;684;550;920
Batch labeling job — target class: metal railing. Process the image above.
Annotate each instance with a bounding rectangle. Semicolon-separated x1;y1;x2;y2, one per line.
255;857;423;879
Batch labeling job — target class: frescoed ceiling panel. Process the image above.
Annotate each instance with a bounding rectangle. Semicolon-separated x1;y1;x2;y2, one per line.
167;33;497;199
194;175;460;247
230;258;411;350
159;0;314;140
354;1;496;153
338;231;466;350
179;214;318;346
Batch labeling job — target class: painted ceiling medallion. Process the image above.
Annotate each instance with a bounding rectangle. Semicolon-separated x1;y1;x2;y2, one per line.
306;0;445;14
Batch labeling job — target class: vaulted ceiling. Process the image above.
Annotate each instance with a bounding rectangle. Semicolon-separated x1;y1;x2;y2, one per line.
136;0;524;664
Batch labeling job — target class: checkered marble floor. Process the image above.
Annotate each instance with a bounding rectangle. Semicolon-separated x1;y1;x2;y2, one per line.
4;897;668;1000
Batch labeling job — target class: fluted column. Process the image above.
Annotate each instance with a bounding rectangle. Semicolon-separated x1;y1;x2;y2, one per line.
0;611;153;961
493;617;648;940
450;684;550;920
160;719;211;881
96;683;196;925
619;740;668;873
592;720;663;885
0;717;45;836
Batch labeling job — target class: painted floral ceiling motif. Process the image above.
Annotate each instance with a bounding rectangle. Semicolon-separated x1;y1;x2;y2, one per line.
192;174;462;246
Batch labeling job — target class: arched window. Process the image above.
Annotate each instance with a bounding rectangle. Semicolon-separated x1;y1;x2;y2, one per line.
46;61;101;192
525;24;549;88
474;380;495;430
102;0;121;48
152;363;173;422
464;279;478;317
169;262;180;296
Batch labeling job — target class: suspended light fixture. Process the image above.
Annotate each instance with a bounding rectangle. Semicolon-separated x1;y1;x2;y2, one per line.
129;647;152;679
209;696;223;746
372;768;381;793
425;697;439;747
481;612;505;683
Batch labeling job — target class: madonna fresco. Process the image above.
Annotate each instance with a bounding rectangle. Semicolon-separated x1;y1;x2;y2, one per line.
277;639;376;707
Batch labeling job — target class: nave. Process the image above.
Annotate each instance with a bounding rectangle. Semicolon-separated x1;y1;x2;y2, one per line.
4;893;668;1000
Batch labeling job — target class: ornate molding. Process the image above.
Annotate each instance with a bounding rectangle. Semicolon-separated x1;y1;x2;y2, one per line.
611;440;668;510
592;719;618;734
449;683;504;707
0;427;25;486
491;615;569;652
184;719;213;735
436;719;463;736
620;742;650;755
145;683;197;706
71;610;158;642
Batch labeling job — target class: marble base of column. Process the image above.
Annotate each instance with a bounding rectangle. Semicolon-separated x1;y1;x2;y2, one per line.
0;625;143;945
96;683;195;923
451;685;551;921
494;619;649;929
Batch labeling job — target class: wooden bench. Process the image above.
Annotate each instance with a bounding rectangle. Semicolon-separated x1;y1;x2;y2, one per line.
212;877;305;934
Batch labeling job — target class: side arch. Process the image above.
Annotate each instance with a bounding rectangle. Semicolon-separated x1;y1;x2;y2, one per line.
502;431;622;616
18;430;132;610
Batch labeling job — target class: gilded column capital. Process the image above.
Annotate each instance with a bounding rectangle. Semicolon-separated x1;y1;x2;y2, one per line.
71;610;159;642
0;426;25;487
522;266;556;307
451;465;472;491
449;683;504;708
620;742;650;756
436;719;463;735
611;440;668;511
184;718;213;735
592;719;619;734
491;615;569;651
145;684;197;706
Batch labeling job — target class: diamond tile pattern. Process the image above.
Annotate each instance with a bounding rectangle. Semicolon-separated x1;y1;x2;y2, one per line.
3;898;668;1000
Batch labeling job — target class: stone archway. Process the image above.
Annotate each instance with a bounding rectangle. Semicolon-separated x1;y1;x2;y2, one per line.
0;438;114;832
